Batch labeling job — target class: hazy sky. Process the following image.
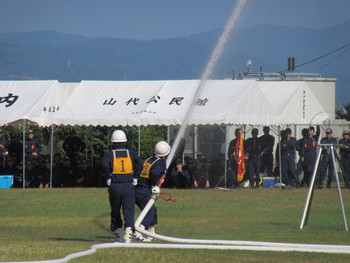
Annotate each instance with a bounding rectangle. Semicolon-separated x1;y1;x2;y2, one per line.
1;0;350;40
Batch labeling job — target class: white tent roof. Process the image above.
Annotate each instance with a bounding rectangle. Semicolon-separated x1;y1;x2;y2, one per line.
53;80;280;127
256;81;329;125
0;79;329;127
0;80;71;126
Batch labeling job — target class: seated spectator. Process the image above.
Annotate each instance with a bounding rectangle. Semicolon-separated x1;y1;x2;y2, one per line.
171;159;191;189
184;158;196;188
36;160;50;188
24;161;38;188
75;159;96;187
193;159;210;189
60;156;77;187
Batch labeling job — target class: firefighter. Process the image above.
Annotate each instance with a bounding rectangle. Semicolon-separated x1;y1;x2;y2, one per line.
25;130;42;159
134;141;170;242
102;130;142;243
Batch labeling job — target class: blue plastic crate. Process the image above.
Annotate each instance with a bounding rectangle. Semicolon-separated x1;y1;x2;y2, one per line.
0;175;14;188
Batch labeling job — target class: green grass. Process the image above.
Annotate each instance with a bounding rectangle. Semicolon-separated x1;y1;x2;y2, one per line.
0;187;350;262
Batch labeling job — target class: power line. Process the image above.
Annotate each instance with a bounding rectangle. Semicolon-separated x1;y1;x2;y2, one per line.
280;42;350;72
316;48;350;72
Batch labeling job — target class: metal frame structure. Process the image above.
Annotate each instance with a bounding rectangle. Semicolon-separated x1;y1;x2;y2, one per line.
300;144;348;231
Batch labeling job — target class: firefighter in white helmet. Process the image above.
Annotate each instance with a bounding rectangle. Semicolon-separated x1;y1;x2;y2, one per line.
134;141;170;241
102;129;142;243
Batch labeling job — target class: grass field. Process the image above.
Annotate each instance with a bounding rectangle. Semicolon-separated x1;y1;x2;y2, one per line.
1;187;350;262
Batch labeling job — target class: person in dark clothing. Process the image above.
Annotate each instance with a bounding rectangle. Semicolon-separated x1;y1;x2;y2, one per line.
25;130;42;159
7;135;22;163
309;126;320;143
184;158;197;188
193;159;210;189
260;126;275;177
24;161;38;188
75;159;96;187
319;128;338;188
170;159;190;189
339;130;350;189
59;156;77;187
36;160;50;188
300;129;317;188
297;128;309;187
102;129;142;243
134;141;170;242
245;128;264;188
227;128;242;187
63;131;85;165
280;128;298;187
166;128;186;187
274;130;285;180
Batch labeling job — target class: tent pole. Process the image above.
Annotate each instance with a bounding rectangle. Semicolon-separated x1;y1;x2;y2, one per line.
22;120;26;189
224;125;229;188
278;126;282;189
107;127;110;151
90;126;93;164
138;126;141;156
50;124;54;188
85;126;88;159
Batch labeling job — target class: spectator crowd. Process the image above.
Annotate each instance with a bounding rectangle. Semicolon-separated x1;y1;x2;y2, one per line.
1;126;350;189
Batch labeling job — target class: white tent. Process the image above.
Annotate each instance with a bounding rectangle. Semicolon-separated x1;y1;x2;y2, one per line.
53;79;329;127
0;79;329;127
256;81;330;125
0;80;71;127
53;80;283;127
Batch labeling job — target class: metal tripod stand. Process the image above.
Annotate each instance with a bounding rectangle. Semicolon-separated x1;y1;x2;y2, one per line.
215;166;242;189
300;144;348;231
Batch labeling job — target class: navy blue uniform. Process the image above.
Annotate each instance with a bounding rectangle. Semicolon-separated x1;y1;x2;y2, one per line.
25;138;42;157
102;146;142;231
281;136;298;185
296;138;304;179
245;137;263;186
300;136;317;187
259;134;275;176
339;138;350;187
319;137;337;186
135;156;166;228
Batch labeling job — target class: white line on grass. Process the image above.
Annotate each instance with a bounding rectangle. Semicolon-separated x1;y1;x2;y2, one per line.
3;241;350;263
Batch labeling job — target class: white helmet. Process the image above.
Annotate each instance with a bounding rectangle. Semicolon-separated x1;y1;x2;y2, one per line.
111;130;127;143
155;141;171;157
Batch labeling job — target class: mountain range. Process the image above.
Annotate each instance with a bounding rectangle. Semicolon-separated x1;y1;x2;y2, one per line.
0;21;349;105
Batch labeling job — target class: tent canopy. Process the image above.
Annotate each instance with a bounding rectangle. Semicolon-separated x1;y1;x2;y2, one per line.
53;79;329;127
0;80;71;126
0;80;330;127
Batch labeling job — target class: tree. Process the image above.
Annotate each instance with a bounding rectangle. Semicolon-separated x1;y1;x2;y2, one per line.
336;103;350;121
